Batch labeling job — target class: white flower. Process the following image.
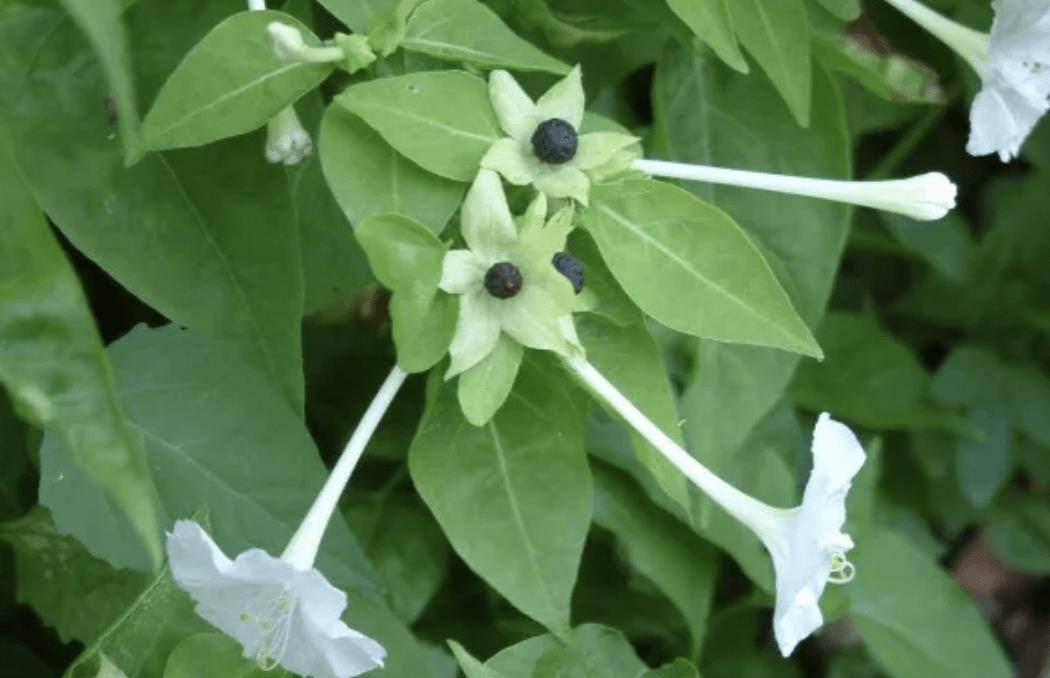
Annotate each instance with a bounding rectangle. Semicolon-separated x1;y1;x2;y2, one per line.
881;0;1049;162
267;22;345;64
632;160;957;221
167;520;386;677
563;357;866;656
266;106;313;166
759;413;865;656
967;0;1050;161
481;67;640;205
439;170;583;378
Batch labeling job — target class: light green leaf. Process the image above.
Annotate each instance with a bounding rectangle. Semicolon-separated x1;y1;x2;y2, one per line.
338;70;502;182
531;624;647;677
316;0;396;33
57;0;141;162
0;140;162;568
485;635;560;677
0;508;147;645
449;641;507;678
409;361;592;635
0;6;306;411
815;0;861;21
664;0;748;73
643;659;701;678
142;10;333;151
319;105;464;233
577;316;688;508
404;0;569;74
39;324;443;677
728;0;812;126
356;213;455;372
849;528;1012;678
458;333;524;426
583;179;821;358
567;230;640;326
592;464;717;658
163;633;290;678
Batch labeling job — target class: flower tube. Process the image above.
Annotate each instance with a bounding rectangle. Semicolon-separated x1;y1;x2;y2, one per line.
632;159;957;221
881;0;1050;161
564;356;865;656
167;367;407;677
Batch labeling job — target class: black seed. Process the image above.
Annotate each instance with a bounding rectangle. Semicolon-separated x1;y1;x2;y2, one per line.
531;118;578;164
552;251;584;294
484;262;524;299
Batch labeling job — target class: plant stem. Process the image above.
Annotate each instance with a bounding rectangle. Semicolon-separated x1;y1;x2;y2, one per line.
880;0;989;71
281;366;408;570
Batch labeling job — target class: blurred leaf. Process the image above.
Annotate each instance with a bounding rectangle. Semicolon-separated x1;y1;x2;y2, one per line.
643;659;700;677
664;0;748;73
848;528;1012;678
449;641;506;678
0;508;147;644
141;11;332;150
0;0;307;411
318;105;464;234
881;212;974;282
815;0;860;21
583;179;821;358
592;464;717;658
954;407;1013;508
338;71;501;182
986;495;1050;575
531;624;647;677
410;361;592;635
403;0;570;74
485;635;560;676
578;316;689;508
0;138;162;567
163;633;291;678
813;27;944;104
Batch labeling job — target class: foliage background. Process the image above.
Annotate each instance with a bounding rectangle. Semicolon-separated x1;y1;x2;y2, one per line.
0;0;1047;676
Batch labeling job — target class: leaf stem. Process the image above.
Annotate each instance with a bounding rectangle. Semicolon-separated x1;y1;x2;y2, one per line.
879;0;989;71
281;366;408;570
562;355;779;535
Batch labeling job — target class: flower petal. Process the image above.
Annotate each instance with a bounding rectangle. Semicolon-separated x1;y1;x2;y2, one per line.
481;138;540;186
536;65;585;129
440;250;487;294
809;412;866;492
489;69;540;142
500;283;571;353
446;290;502;378
967;81;1047;161
571;132;640;171
460;169;518;259
533;165;591;205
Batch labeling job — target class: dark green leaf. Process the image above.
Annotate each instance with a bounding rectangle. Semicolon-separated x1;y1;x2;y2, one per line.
664;0;747;73
531;624;647;677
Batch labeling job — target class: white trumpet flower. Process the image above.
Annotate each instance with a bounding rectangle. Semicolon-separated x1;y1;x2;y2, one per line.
632;159;957;221
265;105;313;166
168;367;408;677
565;357;865;656
266;21;346;64
881;0;1050;162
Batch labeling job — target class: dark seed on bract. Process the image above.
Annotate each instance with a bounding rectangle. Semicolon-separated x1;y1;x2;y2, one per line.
531;118;578;165
484;262;524;299
551;251;584;294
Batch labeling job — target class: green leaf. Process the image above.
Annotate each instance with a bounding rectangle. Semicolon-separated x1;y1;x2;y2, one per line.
0;139;162;568
531;624;647;677
458;333;524;426
813;30;945;105
791;312;961;431
356;213;455;372
409;361;592;635
39;324;444;677
592;464;717;658
163;633;290;678
141;10;333;151
56;0;141;162
848;528;1012;678
338;70;502;182
449;641;507;678
664;0;748;73
815;0;860;21
319;105;464;233
652;46;850;563
728;0;812;126
583;179;820;358
316;0;396;33
0;6;306;411
404;0;570;74
485;635;560;677
577;316;688;508
346;494;450;623
954;407;1013;507
567;230;641;326
0;508;148;645
643;659;701;678
986;495;1050;575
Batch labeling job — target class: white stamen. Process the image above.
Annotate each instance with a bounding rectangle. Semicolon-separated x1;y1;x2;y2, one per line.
632;159;957;221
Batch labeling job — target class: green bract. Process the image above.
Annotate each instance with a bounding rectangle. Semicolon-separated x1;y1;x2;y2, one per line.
439;170;582;421
481;67;640;205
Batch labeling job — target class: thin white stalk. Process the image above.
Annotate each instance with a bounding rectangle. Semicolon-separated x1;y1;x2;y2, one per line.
880;0;989;71
563;356;781;536
281;366;408;570
632;159;957;221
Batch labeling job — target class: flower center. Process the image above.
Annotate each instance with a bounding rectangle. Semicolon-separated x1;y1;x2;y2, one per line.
551;251;584;294
828;550;856;584
239;588;297;671
484;262;524;299
531;118;578;164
